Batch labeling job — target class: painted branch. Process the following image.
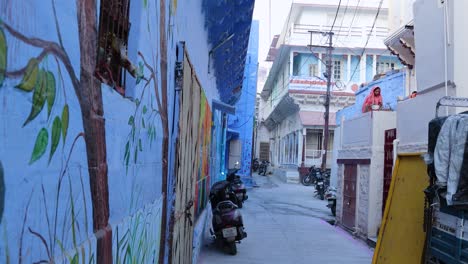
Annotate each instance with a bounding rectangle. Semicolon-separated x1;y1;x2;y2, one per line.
138;52;164;115
76;0;112;263
1;22;80;94
5;49;49;78
159;0;170;263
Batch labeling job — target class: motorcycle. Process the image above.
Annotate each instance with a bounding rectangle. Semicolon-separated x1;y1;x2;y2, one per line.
258;160;269;176
325;186;337;216
301;165;321;186
226;168;248;208
252;158;259;172
314;173;326;200
209;180;247;255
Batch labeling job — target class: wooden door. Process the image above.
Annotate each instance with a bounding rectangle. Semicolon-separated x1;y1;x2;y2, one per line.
171;50;201;264
383;129;396;214
342;164;357;230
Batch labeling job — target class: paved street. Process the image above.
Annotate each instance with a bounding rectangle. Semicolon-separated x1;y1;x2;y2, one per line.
197;173;373;264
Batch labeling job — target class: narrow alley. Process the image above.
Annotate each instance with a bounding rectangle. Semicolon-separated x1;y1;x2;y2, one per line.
197;173;373;264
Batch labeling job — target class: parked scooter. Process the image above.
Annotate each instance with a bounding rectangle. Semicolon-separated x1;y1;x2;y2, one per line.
209;180;247;255
325;186;337;216
258;160;269;176
226;168;248;208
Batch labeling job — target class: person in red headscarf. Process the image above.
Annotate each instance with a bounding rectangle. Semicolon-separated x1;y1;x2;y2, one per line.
362;86;383;113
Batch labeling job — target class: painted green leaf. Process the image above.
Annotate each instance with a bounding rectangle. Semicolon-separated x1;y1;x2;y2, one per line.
29;128;48;164
0;28;6;87
134;146;138;163
124;141;130;160
139;139;143;152
46;71;56;118
136;62;144;84
0;161;4;223
128;116;134;126
61;104;69;143
135;98;140;106
15;58;39;92
71;253;78;264
49;116;61;163
125;142;130;174
143;0;148;8
143;105;147;114
23;70;47;127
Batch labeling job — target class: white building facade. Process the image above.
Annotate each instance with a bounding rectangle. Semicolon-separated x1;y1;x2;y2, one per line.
257;0;401;178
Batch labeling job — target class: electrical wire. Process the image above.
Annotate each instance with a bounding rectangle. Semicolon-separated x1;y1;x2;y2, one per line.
330;0;343;32
347;0;361;38
334;0;350;44
346;0;384;87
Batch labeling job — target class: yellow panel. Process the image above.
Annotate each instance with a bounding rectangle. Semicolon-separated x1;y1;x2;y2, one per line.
372;154;429;264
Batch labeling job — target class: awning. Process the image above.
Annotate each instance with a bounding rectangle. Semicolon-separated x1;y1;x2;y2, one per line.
263;94;300;131
299;111;336;127
226;128;240;141
384;21;414;68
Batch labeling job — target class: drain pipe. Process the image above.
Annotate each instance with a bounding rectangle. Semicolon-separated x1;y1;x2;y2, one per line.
443;0;451;115
393;138;400;169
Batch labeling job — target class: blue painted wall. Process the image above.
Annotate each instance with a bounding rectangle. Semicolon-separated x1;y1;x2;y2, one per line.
350;55;361;83
336;71;406;125
0;0;243;263
227;20;258;183
366;55;374;82
293;53;319;76
0;1;171;263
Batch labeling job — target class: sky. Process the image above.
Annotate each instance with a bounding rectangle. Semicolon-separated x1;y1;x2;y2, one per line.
252;0;293;63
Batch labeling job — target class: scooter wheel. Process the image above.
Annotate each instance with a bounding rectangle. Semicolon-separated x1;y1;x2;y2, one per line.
227;241;237;255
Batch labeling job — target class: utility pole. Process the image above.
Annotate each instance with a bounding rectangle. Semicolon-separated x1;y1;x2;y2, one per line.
308;31;334;171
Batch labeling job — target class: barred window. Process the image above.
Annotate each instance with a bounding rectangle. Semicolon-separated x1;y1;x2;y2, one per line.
333;60;342;81
376;61;395;74
95;0;131;95
309;64;318;77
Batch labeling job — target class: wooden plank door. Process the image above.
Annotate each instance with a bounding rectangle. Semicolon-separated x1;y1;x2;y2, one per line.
383;128;396;214
342;164;357;230
171;51;200;264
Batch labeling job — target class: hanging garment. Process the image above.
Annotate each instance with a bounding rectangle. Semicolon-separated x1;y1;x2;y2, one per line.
434;114;468;205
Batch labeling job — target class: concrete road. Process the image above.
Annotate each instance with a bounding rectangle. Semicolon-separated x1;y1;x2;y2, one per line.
197;173;373;264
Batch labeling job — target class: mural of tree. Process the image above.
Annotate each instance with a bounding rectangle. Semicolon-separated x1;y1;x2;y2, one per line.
0;0;174;263
1;0;112;262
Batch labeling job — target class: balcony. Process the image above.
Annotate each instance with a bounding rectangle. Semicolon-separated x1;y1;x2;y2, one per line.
305;150;333;168
286;23;389;49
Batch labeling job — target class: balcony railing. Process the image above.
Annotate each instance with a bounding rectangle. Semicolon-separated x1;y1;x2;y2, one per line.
305;150;333;168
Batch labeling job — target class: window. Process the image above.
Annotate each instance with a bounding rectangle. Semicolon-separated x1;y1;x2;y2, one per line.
96;0;131;95
333;60;342;81
259;142;270;161
376;61;395;74
309;64;318;77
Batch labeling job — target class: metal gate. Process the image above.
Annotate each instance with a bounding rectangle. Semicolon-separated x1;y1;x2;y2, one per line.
343;164;357;230
383;128;396;214
171;50;202;264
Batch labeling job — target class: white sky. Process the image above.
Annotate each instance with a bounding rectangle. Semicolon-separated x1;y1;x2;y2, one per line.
253;0;293;62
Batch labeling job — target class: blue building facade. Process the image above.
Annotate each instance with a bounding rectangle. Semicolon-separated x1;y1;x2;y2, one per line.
336;71;406;125
0;1;254;264
226;20;259;182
